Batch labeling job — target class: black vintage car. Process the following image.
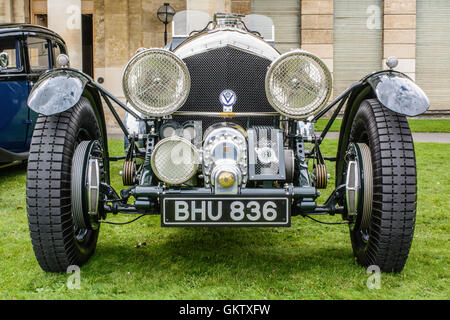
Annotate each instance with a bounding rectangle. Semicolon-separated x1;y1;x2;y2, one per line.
0;24;67;164
26;12;429;273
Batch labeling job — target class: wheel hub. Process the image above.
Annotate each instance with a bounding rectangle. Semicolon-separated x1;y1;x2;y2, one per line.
345;143;373;230
71;140;103;230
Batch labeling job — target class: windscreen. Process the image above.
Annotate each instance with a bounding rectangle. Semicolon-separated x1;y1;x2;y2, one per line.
172;10;275;41
172;10;212;37
242;14;275;41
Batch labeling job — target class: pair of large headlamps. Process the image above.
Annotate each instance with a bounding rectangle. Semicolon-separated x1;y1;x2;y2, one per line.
265;50;332;119
123;49;195;185
123;49;190;117
124;48;331;119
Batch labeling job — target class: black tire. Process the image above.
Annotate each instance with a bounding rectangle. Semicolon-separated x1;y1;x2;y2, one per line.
348;98;416;272
26;97;101;272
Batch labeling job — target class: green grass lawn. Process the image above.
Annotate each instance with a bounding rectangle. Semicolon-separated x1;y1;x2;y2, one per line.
315;118;450;133
0;139;448;300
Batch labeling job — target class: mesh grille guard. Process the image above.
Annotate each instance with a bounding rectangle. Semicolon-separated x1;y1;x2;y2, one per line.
174;46;278;130
248;126;286;181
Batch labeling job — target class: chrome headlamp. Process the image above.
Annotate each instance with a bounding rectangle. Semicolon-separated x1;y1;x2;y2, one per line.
265;50;332;119
151;136;199;185
122;49;190;117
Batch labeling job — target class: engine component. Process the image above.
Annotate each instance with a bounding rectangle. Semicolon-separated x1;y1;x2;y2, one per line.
151;136;199;185
122;49;190;117
284;149;295;183
265;50;332;119
124;103;147;137
345;142;373;229
122;160;136;186
71;140;103;230
211;164;241;194
297;120;315;142
160;120;181;138
203;123;247;193
218;171;235;188
314;163;327;189
182;120;202;147
248;126;285;180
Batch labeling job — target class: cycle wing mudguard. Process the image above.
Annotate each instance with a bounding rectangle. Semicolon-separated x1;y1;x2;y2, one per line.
27;68;91;116
364;70;429;117
334;70;429;188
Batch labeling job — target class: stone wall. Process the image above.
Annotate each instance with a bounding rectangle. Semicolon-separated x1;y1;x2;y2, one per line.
3;0;447;122
231;0;250;14
47;0;83;70
0;0;30;23
300;0;334;77
91;0;187;135
383;0;416;80
94;0;187;99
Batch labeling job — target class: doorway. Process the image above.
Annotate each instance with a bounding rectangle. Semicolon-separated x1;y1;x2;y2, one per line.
82;14;93;77
251;0;300;53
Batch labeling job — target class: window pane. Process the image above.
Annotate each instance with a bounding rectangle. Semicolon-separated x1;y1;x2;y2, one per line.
53;42;64;67
28;37;49;71
0;38;20;71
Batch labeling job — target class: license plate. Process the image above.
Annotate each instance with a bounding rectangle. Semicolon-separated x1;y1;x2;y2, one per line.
162;197;290;227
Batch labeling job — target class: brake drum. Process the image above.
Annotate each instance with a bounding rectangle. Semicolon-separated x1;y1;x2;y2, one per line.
71;140;103;230
345;142;373;230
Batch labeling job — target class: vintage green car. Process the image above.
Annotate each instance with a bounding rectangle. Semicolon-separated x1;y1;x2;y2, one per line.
26;12;429;273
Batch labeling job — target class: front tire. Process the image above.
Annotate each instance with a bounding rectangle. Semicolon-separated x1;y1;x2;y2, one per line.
347;99;417;272
26;97;102;272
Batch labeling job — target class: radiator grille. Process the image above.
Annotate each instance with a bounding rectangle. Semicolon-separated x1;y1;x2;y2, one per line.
174;46;278;131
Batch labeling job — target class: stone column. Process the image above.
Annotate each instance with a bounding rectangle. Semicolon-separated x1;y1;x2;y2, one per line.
128;0;143;59
47;0;83;70
187;0;231;18
231;0;250;14
102;0;129;97
383;0;416;80
12;0;29;22
93;0;105;81
0;0;13;22
300;0;334;76
0;0;29;23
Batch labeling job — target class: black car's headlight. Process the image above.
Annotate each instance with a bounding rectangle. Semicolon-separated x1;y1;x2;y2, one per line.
122;49;190;117
265;50;332;119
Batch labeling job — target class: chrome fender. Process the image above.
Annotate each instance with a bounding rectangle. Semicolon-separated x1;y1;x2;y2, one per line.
365;71;429;116
27;68;90;116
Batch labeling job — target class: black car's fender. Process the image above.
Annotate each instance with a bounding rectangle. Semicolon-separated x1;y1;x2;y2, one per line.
335;70;429;186
27;68;110;180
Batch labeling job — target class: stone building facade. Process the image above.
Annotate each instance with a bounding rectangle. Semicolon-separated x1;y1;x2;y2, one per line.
1;0;449;117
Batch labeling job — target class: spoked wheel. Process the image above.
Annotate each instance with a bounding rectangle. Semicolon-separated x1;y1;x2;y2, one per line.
343;99;417;272
27;97;104;272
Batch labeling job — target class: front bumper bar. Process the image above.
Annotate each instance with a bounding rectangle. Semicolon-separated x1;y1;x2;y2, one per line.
128;186;320;215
